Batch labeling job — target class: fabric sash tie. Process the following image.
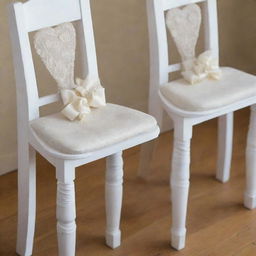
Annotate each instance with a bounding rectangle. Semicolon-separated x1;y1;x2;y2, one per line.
60;76;106;121
181;50;222;85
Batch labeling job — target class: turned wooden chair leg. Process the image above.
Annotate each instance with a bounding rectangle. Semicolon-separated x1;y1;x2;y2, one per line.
244;105;256;209
170;122;192;250
56;163;76;256
105;152;123;249
216;112;233;183
16;144;36;256
137;140;158;179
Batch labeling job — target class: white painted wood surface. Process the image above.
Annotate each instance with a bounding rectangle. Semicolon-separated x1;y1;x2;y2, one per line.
147;0;169;129
138;0;172;179
145;0;256;250
216;113;233;183
24;0;81;32
8;0;160;255
162;0;206;11
16;145;36;256
38;93;60;107
105;152;123;248
245;105;256;209
171;119;192;250
56;163;76;256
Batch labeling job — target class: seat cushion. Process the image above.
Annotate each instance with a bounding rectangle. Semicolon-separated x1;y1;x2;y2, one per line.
30;104;157;154
160;67;256;111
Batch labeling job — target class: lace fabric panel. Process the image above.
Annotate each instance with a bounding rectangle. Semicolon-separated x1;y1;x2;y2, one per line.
34;22;76;89
166;4;201;61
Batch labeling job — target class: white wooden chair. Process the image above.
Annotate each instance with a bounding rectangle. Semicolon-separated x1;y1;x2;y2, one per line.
142;0;256;250
8;0;159;255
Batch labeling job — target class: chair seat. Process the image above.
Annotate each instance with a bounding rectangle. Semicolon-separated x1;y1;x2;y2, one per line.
160;67;256;112
30;103;157;154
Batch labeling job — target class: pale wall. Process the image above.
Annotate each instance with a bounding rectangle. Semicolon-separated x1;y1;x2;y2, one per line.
0;0;255;174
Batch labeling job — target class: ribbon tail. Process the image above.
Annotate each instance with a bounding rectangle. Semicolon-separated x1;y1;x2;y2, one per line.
61;104;80;121
208;69;222;80
182;71;202;85
89;88;106;108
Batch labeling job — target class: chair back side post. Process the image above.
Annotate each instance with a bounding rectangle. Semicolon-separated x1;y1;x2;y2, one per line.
8;0;99;125
147;0;169;125
8;2;40;125
78;0;99;78
203;0;219;61
147;0;169;87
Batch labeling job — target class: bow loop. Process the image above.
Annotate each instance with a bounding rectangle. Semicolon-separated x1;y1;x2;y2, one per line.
61;89;77;105
181;50;222;85
60;76;106;121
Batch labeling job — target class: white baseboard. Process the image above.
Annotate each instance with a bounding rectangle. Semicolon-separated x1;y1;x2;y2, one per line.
0;152;17;175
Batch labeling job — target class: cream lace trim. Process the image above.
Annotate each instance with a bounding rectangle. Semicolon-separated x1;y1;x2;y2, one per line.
166;4;221;84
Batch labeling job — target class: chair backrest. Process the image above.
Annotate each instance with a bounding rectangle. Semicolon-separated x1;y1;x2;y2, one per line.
8;0;98;123
147;0;219;88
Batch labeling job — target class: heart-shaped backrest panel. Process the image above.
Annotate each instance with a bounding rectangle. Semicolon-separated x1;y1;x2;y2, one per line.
166;4;201;61
34;22;76;89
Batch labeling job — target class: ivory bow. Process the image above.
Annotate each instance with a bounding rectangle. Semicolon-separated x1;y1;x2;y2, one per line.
181;50;222;85
60;76;106;121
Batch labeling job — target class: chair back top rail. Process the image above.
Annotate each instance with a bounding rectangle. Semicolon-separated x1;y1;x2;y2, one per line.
23;0;81;32
162;0;206;11
9;0;99;121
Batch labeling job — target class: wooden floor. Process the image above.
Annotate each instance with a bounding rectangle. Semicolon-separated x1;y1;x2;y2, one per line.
1;108;256;256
